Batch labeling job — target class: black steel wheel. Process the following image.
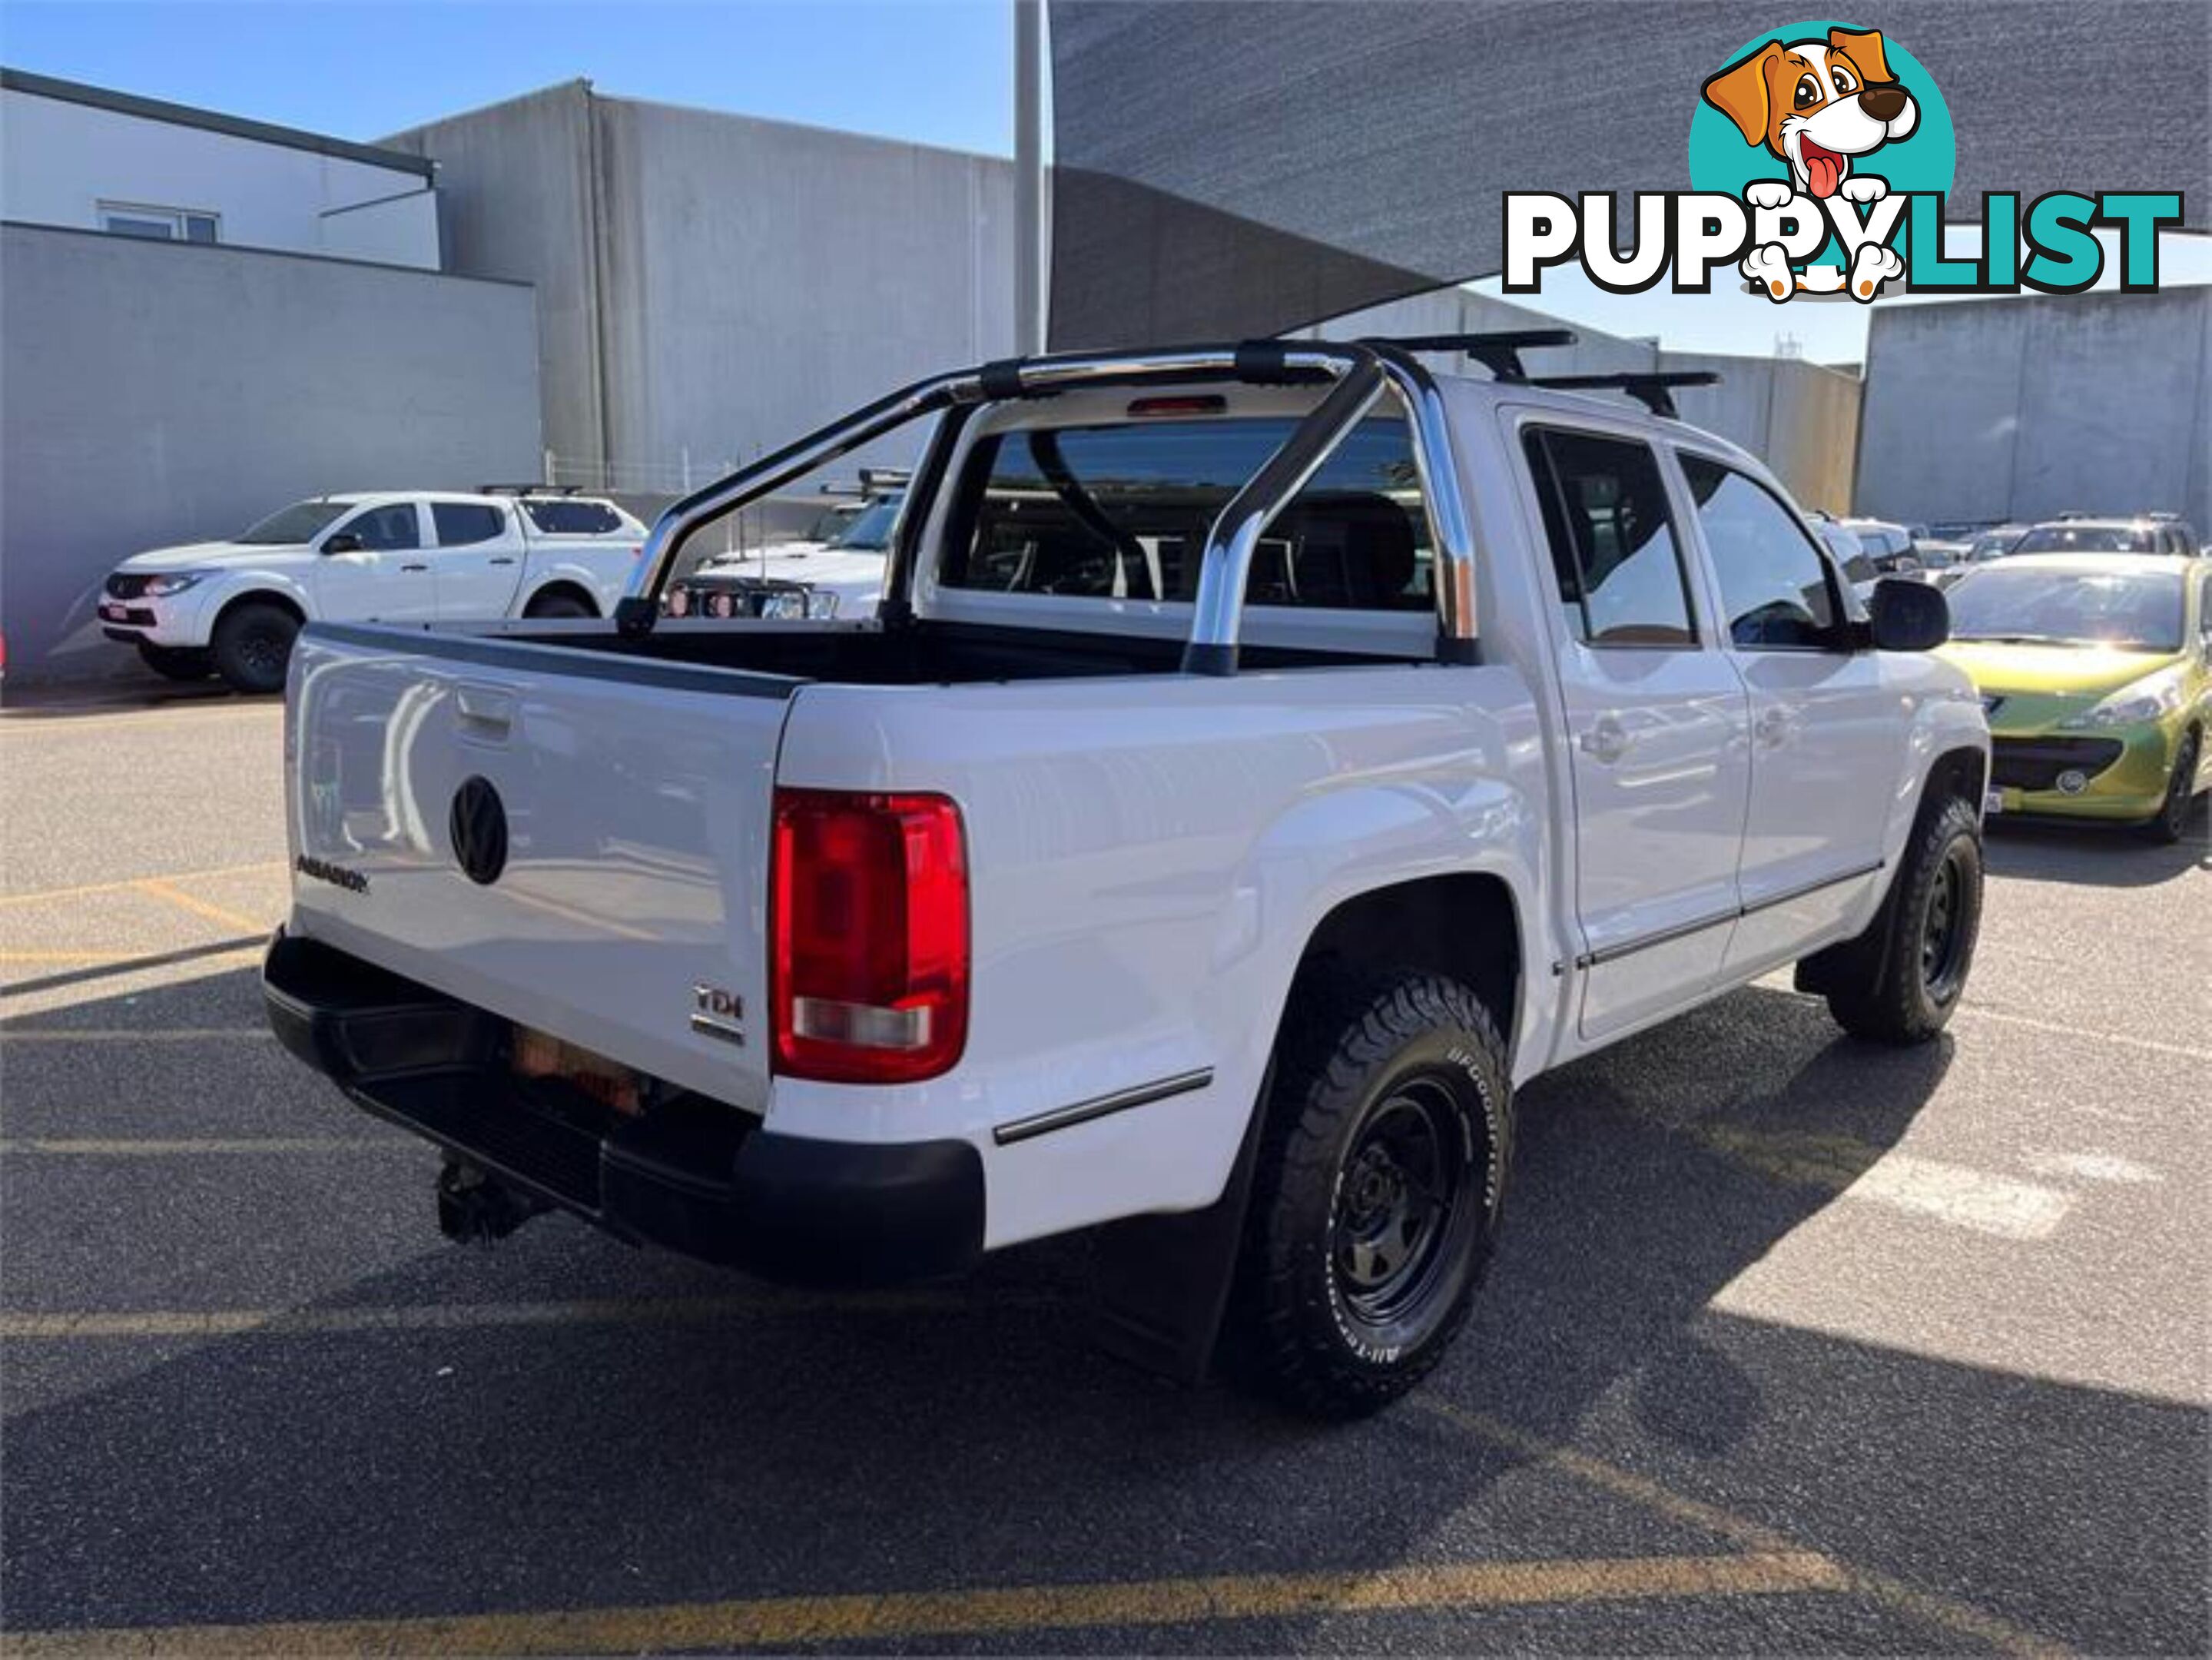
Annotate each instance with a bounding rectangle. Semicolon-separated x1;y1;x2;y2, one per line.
1825;793;1983;1044
1229;970;1511;1419
1919;840;1973;1002
210;601;300;696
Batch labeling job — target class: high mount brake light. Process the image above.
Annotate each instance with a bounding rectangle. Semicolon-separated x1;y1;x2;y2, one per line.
1126;395;1227;418
771;788;969;1084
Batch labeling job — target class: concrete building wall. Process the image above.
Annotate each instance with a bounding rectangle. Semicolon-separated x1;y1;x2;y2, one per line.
383;84;605;467
382;84;1015;501
1308;290;1864;513
1;82;439;269
1;224;540;680
1856;288;2212;533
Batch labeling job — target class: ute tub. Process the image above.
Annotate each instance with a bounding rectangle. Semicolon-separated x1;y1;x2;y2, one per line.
262;931;984;1283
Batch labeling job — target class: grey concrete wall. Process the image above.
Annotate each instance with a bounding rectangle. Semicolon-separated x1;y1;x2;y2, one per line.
386;85;1015;504
0;224;541;681
1857;288;2212;532
1309;290;1863;513
383;84;603;466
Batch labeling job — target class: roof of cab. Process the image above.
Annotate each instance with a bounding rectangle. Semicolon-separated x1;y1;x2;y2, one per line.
1431;366;1768;473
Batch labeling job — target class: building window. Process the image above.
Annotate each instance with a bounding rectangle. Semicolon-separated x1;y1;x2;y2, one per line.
98;203;220;244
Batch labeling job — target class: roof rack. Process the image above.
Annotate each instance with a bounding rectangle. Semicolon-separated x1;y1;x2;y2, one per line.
1529;371;1720;420
1359;329;1577;381
479;483;585;496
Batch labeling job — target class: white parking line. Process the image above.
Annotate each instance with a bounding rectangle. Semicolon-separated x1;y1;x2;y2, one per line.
1954;1004;2210;1063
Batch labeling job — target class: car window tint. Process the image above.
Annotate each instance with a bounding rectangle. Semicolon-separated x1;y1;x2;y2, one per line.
433;503;506;547
521;500;624;536
1522;429;1696;647
1681;456;1839;649
344;503;420;551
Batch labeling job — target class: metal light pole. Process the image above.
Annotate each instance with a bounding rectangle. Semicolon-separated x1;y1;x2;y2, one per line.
1013;0;1046;354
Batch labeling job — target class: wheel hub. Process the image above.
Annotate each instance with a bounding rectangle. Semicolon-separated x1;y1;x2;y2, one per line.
1332;1084;1464;1314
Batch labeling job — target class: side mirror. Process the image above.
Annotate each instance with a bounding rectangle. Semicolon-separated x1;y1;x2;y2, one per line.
1867;576;1949;652
322;533;364;555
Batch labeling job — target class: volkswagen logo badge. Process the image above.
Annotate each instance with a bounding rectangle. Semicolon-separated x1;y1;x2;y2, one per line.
449;775;509;885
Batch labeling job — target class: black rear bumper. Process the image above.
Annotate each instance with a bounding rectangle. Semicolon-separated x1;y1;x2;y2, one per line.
261;932;983;1284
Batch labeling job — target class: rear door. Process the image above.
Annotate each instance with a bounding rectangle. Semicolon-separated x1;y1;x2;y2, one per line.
286;627;798;1109
1516;420;1753;1041
428;500;528;619
1672;450;1899;974
313;501;437;622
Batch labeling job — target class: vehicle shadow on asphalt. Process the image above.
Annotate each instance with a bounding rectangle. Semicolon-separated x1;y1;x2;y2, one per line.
3;974;2204;1653
0;678;271;719
1982;813;2210;888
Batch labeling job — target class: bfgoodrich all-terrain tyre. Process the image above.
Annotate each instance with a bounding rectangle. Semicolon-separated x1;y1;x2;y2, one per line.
1229;971;1513;1419
1823;794;1984;1044
210;601;300;696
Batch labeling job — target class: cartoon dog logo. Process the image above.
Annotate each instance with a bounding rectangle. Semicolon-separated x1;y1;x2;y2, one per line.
1702;25;1916;300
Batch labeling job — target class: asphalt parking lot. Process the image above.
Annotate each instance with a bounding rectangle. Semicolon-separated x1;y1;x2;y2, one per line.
2;686;2206;1656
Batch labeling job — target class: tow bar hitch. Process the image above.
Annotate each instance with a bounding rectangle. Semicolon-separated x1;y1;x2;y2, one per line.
436;1160;549;1244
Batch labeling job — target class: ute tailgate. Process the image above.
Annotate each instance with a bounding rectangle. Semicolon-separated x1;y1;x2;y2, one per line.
285;624;795;1111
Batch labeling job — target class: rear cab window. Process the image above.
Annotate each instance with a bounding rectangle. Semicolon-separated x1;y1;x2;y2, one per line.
1521;427;1698;648
939;414;1433;612
432;503;508;547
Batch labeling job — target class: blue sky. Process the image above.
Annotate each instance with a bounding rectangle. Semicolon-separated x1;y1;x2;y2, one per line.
5;1;2200;364
0;1;1016;154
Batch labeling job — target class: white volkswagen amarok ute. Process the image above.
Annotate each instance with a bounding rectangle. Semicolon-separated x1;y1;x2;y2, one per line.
263;332;1988;1416
99;488;646;692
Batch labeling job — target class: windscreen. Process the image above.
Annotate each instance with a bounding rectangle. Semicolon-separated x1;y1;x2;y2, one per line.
828;496;903;552
238;500;349;545
2013;523;2155;555
942;417;1431;611
1948;567;2183;652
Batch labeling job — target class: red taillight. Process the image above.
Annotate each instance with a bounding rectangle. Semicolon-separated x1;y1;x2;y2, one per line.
771;788;968;1084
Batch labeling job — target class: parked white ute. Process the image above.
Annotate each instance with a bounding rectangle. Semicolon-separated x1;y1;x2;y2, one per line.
665;491;904;621
99;489;646;692
264;333;1989;1416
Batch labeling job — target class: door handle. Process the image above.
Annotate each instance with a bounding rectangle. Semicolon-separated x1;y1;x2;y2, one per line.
400;562;429;573
1579;716;1630;764
488;556;516;566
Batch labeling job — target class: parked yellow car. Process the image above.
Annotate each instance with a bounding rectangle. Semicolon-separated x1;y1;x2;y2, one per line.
1938;554;2210;842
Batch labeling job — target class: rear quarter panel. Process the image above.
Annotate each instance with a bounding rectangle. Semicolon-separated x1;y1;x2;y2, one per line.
772;662;1552;1250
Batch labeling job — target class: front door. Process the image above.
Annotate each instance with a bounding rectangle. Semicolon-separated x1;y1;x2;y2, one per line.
1517;422;1753;1042
314;501;436;622
1673;451;1899;972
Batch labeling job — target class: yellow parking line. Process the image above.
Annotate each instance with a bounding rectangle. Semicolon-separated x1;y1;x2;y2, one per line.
0;1550;1841;1656
0;951;142;964
0;1137;412;1157
0;861;284;910
131;877;273;936
1416;1400;2065;1658
0;1028;273;1041
0;1290;1039;1342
